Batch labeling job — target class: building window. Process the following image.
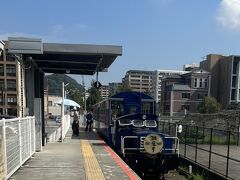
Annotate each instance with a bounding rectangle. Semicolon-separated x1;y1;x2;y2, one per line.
132;79;140;82
197;94;204;99
165;105;170;111
7;80;16;91
131;75;140;78
6;65;16;76
48;101;53;106
7;95;17;105
0;79;4;90
194;78;197;88
231;89;236;100
199;79;203;88
182;93;190;99
204;78;208;88
8;108;17;116
142;76;149;79
0;65;4;76
239;90;240;100
233;60;238;74
0;54;3;61
181;104;190;111
6;54;15;61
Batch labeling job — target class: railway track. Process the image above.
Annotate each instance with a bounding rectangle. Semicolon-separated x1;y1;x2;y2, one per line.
163;170;186;180
140;170;186;180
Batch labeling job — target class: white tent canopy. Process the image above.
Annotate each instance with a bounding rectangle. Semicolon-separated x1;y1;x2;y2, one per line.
54;98;80;108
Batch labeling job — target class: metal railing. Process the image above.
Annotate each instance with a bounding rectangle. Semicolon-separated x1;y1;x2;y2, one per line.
121;136;139;156
159;121;240;180
0;116;35;179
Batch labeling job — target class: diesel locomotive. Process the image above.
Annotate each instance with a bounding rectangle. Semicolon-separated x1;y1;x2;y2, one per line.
92;92;180;177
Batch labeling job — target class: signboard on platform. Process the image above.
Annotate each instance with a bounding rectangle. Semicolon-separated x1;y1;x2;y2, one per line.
8;37;43;54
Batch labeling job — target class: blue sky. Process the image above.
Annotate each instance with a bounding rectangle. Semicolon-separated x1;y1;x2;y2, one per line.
1;0;240;87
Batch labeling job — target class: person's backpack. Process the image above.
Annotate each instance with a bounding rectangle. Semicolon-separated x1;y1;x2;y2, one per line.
86;113;93;123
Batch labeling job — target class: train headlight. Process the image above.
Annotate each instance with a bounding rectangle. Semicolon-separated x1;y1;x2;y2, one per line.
143;134;163;154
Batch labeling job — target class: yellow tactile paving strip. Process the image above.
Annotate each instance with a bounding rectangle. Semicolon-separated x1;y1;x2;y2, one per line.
81;140;105;180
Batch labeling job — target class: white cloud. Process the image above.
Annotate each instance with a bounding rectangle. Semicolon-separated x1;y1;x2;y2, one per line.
216;0;240;30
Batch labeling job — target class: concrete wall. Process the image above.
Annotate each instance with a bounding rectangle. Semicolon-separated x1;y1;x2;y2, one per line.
180;111;240;131
219;57;232;108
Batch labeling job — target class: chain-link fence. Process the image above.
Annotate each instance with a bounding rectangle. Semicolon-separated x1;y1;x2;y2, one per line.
1;117;35;179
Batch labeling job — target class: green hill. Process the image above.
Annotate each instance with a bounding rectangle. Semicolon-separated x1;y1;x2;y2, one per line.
45;74;84;96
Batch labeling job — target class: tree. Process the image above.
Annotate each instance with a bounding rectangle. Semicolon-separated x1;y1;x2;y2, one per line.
66;85;84;107
45;74;85;109
86;86;102;111
144;89;153;97
45;74;84;96
115;84;132;94
197;96;221;114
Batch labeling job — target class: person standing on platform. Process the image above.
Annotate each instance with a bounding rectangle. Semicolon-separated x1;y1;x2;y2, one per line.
85;112;93;132
72;111;79;136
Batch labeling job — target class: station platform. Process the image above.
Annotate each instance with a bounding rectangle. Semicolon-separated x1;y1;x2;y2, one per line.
10;128;140;180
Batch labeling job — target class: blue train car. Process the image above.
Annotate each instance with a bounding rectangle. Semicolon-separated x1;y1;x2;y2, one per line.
92;92;179;176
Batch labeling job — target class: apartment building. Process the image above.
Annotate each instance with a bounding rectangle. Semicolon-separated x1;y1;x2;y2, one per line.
123;70;153;94
0;44;25;117
99;85;109;99
200;54;240;108
161;69;211;116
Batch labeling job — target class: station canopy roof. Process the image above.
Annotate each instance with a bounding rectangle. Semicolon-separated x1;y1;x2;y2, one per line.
7;37;122;75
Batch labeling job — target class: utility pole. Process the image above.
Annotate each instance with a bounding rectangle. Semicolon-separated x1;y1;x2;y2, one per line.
46;79;49;116
82;75;86;113
61;82;64;143
82;75;86;126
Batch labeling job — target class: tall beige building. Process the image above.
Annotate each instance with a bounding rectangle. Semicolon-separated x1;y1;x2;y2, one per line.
0;44;26;117
99;85;109;99
123;70;153;94
200;54;240;108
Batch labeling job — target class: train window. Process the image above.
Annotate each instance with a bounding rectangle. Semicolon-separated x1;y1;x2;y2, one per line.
132;120;144;127
142;102;152;114
129;106;137;114
145;120;157;128
119;119;132;126
111;100;124;117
